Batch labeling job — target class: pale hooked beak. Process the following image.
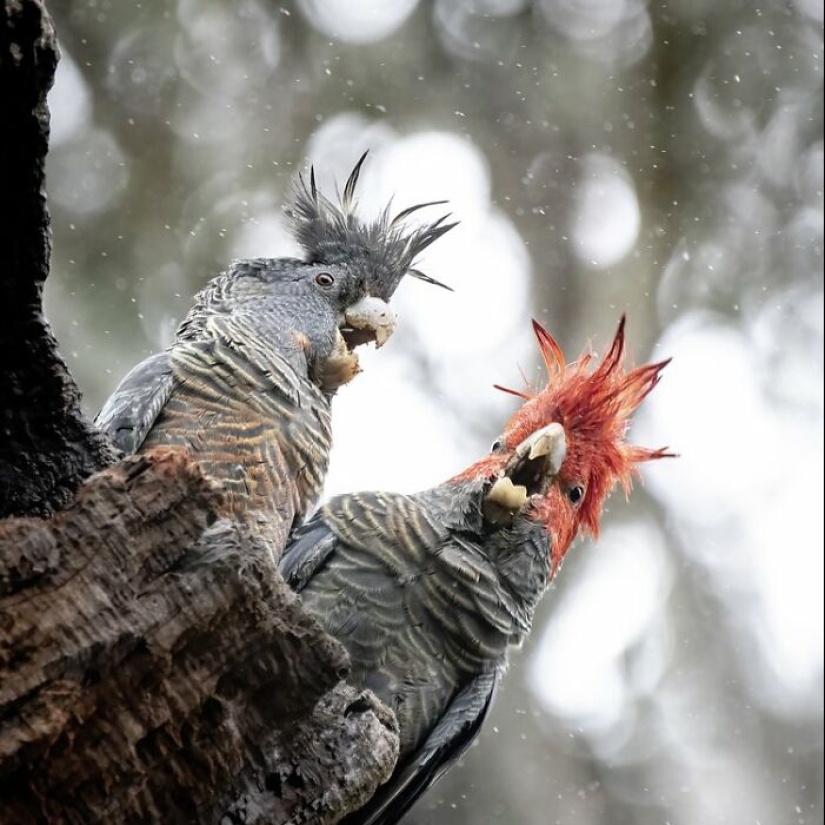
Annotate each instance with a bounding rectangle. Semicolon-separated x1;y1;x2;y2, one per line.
483;423;567;525
516;422;567;474
341;296;398;349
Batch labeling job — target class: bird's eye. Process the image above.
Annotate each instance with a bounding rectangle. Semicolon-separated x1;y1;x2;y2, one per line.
567;485;585;506
315;272;335;287
491;439;504;452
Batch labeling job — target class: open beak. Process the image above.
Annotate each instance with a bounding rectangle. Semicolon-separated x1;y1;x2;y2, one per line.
319;297;398;392
340;296;398;350
483;423;566;525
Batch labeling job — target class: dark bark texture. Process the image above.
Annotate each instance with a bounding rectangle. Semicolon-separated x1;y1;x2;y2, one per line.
0;451;398;824
0;2;399;822
0;0;118;518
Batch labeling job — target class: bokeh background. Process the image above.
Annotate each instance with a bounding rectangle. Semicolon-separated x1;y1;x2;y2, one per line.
43;1;823;823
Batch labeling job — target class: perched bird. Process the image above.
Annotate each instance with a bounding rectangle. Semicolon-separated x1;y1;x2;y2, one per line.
281;317;672;824
96;154;455;554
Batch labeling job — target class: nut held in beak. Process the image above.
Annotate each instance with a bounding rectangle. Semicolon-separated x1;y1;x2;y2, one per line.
344;297;398;348
483;476;529;525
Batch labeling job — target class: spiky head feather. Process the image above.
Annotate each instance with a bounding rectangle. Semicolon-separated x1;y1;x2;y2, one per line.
457;317;671;570
286;152;457;300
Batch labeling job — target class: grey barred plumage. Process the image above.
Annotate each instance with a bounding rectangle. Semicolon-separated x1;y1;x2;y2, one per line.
283;482;550;756
139;336;332;552
281;453;557;825
97;156;455;557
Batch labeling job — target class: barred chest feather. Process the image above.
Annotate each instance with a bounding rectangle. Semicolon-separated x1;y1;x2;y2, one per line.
143;337;333;556
301;482;551;754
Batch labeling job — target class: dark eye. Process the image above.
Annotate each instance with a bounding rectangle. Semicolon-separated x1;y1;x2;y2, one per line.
568;485;585;506
315;272;335;288
491;439;504;452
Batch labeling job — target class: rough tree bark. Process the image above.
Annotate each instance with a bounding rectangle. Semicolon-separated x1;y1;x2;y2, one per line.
0;0;117;519
0;2;399;822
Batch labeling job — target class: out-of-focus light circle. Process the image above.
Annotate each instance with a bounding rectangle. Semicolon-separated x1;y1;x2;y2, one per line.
434;0;530;61
175;7;281;98
393;210;530;356
48;129;130;217
304;112;397;193
792;0;824;22
528;523;671;732
49;52;91;145
537;0;652;67
639;314;780;524
297;0;420;43
363;132;528;355
324;350;467;495
636;309;825;708
571;153;640;269
363;130;492;223
231;212;303;261
693;65;755;141
539;0;630;41
106;27;178;115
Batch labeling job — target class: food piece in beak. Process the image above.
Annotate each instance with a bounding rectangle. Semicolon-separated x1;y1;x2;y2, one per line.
483;476;529;526
343;296;397;349
318;297;397;391
317;329;362;392
487;476;529;509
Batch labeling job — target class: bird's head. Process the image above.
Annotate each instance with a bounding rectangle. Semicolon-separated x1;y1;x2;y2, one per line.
285;151;456;354
185;153;455;392
454;317;672;574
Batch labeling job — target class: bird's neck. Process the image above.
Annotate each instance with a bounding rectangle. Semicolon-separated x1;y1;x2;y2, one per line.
180;295;347;398
416;481;552;646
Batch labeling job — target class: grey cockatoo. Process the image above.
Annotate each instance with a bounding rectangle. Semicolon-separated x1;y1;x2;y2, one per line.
281;318;671;824
96;154;455;554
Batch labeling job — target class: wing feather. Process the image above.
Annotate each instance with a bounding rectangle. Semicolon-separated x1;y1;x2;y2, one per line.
280;514;340;591
281;495;504;825
343;670;501;825
95;352;176;454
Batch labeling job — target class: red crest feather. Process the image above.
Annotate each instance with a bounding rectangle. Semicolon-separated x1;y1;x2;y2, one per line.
457;318;672;570
454;317;671;569
513;316;672;543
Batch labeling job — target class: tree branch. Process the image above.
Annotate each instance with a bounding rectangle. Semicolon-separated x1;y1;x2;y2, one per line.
0;451;398;823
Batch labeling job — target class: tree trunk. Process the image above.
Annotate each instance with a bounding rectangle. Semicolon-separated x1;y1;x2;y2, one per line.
0;0;117;519
0;2;399;822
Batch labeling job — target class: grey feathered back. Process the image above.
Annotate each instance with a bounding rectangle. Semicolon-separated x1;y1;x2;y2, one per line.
287;152;457;298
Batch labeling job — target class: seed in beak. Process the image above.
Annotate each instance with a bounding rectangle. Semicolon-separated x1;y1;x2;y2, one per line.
483;475;529;524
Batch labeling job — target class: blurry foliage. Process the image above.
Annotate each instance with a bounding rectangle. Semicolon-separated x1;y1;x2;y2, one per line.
43;1;822;824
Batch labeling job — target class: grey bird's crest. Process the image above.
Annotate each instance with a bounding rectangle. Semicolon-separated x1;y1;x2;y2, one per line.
287;151;457;299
